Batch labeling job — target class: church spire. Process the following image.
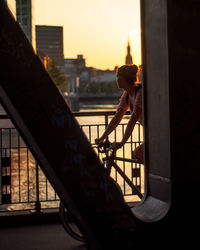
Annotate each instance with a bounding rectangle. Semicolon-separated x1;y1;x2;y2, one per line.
125;38;133;65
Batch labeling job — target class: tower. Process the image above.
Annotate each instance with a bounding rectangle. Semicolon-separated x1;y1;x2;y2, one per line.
125;39;133;65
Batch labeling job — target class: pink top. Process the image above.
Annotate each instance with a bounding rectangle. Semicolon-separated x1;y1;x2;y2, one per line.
117;87;143;126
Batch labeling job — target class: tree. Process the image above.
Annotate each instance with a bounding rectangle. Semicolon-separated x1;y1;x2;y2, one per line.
47;59;68;91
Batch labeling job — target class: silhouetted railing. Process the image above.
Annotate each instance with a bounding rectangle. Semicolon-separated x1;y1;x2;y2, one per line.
0;111;143;212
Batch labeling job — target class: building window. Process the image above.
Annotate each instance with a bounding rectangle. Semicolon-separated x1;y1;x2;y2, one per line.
16;7;20;15
22;0;27;5
22;7;27;15
22;17;27;25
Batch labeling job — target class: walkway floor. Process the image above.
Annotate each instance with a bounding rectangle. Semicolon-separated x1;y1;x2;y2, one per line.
0;210;88;250
0;222;87;250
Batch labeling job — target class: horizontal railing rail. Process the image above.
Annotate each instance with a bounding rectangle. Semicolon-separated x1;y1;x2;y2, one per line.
0;111;143;212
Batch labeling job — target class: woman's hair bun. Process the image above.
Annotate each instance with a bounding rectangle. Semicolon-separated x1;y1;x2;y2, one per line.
117;64;138;84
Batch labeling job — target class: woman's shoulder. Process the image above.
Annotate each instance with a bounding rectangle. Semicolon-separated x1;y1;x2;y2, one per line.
134;86;142;107
135;84;142;95
117;91;129;111
135;83;142;89
121;91;128;97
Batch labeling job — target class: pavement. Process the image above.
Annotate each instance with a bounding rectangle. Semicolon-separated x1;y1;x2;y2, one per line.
0;210;87;250
0;222;87;250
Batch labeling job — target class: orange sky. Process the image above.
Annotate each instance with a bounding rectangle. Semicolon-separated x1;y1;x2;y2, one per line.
34;0;141;70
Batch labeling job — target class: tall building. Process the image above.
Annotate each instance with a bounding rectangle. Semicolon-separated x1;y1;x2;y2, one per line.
36;25;64;67
16;0;36;50
125;39;133;65
4;0;16;18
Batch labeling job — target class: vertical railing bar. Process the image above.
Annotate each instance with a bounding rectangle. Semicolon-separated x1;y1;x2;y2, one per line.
139;124;142;190
114;127;117;185
4;131;8;194
89;125;91;143
130;131;134;187
18;131;21;202
96;124;100;158
138;122;141;145
4;131;7;196
9;128;11;201
54;186;57;201
105;114;109;142
114;125;117;186
45;168;48;201
0;128;2;204
122;124;125;195
2;148;5;198
114;125;117;142
139;124;142;191
97;124;99;139
136;123;141;190
4;132;7;196
130;131;133;195
35;162;41;212
27;148;30;202
133;141;137;194
138;163;141;193
105;114;108;129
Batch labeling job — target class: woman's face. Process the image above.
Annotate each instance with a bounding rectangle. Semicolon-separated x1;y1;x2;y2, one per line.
116;74;126;89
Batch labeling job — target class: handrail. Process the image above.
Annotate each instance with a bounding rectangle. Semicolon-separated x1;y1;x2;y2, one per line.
0;110;131;119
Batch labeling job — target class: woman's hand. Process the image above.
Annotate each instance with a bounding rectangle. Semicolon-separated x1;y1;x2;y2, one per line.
95;137;104;145
111;142;122;151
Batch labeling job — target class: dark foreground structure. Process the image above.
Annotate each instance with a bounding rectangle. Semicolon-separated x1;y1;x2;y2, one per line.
0;0;200;249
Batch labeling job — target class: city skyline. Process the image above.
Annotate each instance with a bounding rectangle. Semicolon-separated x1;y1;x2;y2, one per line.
34;0;141;70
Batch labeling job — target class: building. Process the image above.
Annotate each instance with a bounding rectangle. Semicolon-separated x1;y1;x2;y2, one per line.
63;55;86;94
125;39;133;65
64;55;85;76
94;70;116;83
4;0;16;18
16;0;36;50
36;25;64;67
64;55;115;83
64;54;116;95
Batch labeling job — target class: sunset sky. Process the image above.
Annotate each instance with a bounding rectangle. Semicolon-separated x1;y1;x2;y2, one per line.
34;0;141;70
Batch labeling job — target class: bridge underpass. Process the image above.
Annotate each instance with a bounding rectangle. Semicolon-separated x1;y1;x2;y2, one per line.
0;0;200;249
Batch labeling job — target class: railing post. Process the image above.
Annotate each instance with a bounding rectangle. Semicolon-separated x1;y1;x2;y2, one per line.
35;162;41;212
104;114;109;143
104;114;108;129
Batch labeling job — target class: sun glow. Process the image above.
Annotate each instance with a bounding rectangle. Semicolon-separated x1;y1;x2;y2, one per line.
129;28;142;66
35;0;141;70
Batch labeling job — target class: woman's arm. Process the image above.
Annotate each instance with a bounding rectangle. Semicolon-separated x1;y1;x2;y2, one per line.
95;91;129;144
112;105;142;150
120;107;140;145
117;89;143;148
98;107;127;141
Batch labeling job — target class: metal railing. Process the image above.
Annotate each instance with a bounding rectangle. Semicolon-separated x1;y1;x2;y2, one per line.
0;111;143;212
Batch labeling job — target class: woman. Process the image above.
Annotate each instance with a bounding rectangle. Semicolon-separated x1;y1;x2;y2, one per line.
95;64;144;163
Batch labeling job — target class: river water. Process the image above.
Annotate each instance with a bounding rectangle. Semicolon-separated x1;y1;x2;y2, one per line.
0;105;144;211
